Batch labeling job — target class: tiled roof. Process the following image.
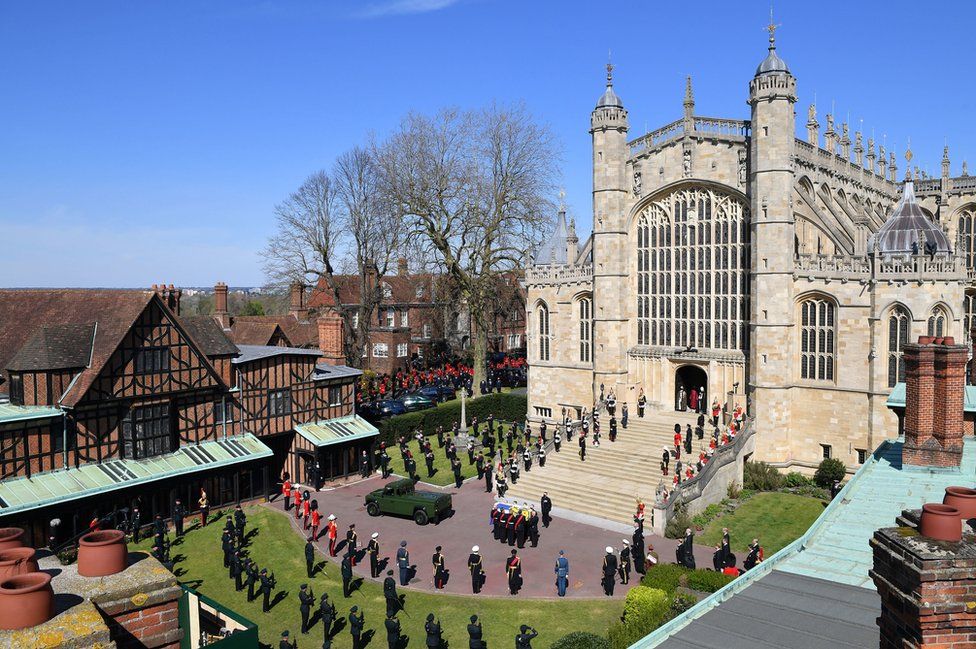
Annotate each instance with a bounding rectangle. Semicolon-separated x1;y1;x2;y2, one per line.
229;315;318;348
308;274;441;308
0;290;154;406
6;323;95;371
227;320;286;347
178;316;239;357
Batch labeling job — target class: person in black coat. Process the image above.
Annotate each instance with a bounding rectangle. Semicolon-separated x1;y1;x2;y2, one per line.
298;583;314;634
172;499;186;537
684;424;693;455
467;546;484;594
385;614;402;649
540;492;553;527
712;544;724;571
425;613;443;649
349;606;365;649
467;615;485;649
601;547;617;596
305;537;315;578
632;525;646;575
515;624;538;649
384;571;401;618
279;630;295;649
527;508;540;547
341;554;353;597
721;528;732;567
678;528;696;569
320;592;336;643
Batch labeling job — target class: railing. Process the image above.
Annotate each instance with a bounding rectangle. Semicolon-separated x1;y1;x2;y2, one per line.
952;175;976;191
655;417;754;513
913;178;942;193
693;116;750;139
629;438;894;648
630;119;685;155
525;264;593;284
794;253;967;280
794;253;870;276
793;137;897;191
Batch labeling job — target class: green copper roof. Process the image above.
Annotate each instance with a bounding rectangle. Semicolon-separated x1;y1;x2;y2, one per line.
0;433;271;517
632;436;976;648
886;382;976;412
294;414;379;448
0;403;63;424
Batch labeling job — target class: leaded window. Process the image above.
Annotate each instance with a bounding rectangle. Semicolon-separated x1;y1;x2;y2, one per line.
579;297;592;362
122;403;172;459
268;388;292;417
958;209;976;271
887;307;910;387
927;307;949;337
965;292;976;339
800;298;835;381
636;186;748;350
538;303;550;361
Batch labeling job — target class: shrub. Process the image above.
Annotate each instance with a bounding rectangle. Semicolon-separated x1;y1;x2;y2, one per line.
375;392;527;444
608;587;672;649
691;503;723;528
784;472;811;488
640;564;691;595
686;570;736;593
552;632;609;649
814;458;847;489
743;461;784;491
664;502;693;539
669;591;698;617
726;480;742;499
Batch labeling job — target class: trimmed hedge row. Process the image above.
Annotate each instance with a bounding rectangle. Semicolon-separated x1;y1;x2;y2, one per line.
607;586;672;649
375;392;528;444
552;631;610;649
640;563;735;594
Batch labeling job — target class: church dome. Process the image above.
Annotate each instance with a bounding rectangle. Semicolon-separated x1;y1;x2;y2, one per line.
755;25;790;75
596;85;623;109
870;181;952;257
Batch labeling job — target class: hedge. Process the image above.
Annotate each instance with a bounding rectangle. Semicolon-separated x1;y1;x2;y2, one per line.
552;631;610;649
608;586;672;649
375;392;527;444
685;569;736;593
640;564;691;595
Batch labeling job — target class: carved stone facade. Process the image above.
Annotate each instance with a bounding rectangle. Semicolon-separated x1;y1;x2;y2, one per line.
526;35;976;470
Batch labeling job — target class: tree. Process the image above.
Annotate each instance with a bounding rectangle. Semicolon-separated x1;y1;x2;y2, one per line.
262;149;407;365
374;103;559;388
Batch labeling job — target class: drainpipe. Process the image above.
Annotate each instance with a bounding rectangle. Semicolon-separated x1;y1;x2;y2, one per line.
222;395;227;440
62;416;68;468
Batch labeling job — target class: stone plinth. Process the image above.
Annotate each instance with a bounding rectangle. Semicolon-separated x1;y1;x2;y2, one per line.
870;510;976;649
0;551;181;649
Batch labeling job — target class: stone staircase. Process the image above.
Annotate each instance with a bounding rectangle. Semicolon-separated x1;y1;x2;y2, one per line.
507;409;704;525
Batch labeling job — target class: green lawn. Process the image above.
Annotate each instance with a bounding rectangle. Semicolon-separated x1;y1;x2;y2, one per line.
390;421;533;486
138;506;617;648
698;492;827;555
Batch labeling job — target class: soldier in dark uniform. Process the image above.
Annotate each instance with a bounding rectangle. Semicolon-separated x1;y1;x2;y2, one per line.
129;506;142;543
527;508;540;547
349;606;365;649
522;447;532;472
619;540;632;585
260;568;275;612
231;550;244;591
506;507;518;546
341;553;353;597
471;416;480;438
467;545;484;593
632;524;646;575
538;445;546;467
425;450;436;477
152;513;165;540
384;571;400;617
553;428;561;452
172;499;186;537
541;492;553;527
602;547;617;596
279;629;295;649
305;536;316;578
406;454;418;481
431;546;446;589
380;447;391;478
609;416;617;442
319;592;337;642
360;450;371;478
298;583;314;634
484;465;493;493
486;413;494;437
246;560;259;601
451;457;463;489
436;425;445;448
396;541;410;586
475;452;485;480
578;434;586;462
367;532;381;578
424;613;443;649
385;614;402;649
346;524;359;566
506;549;522;595
514;508;527;549
221;528;233;570
515;625;538;649
467;615;485;649
506;427;514;454
233;504;247;545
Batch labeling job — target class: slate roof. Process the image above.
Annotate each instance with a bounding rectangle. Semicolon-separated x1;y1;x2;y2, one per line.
313;363;363;381
232;344;323;365
6;323;95;371
597;83;623;109
869;181;951;256
756;39;790;75
178;316;239;357
535;210;572;266
0;290;154;406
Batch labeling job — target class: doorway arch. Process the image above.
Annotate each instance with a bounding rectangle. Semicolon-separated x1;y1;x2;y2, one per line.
675;365;707;412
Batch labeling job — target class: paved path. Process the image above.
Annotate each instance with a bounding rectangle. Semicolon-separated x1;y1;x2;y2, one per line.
268;474;714;599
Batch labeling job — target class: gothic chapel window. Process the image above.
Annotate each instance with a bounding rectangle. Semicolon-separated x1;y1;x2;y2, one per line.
800;297;835;381
887;307;910;388
927;307;948;337
538;303;550;361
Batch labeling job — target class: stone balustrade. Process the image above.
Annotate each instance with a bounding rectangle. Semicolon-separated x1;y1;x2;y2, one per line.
525;264;593;286
794;253;967;282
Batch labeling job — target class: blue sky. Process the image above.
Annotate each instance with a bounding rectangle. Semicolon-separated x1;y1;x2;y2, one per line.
2;0;973;287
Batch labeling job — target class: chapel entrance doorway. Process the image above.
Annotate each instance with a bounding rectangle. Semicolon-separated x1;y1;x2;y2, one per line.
674;365;707;413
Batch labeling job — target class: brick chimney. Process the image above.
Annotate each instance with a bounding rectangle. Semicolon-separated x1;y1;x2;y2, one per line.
871;508;976;649
365;259;379;296
289;282;309;322
903;335;967;468
152;283;182;315
213;282;230;330
317;310;345;365
397;257;409;276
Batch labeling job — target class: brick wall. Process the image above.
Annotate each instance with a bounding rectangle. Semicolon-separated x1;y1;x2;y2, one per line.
871;511;976;649
97;584;183;649
903;336;966;468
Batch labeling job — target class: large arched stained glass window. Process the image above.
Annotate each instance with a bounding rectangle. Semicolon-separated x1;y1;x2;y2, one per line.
635;186;749;351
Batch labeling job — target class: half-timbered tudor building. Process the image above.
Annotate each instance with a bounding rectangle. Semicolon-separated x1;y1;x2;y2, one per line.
0;287;371;546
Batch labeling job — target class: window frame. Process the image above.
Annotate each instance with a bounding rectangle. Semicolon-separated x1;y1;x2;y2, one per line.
268;388;292;418
134;346;170;375
799;297;836;382
122;403;173;460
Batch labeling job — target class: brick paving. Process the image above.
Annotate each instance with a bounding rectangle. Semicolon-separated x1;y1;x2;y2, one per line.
267;473;714;599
